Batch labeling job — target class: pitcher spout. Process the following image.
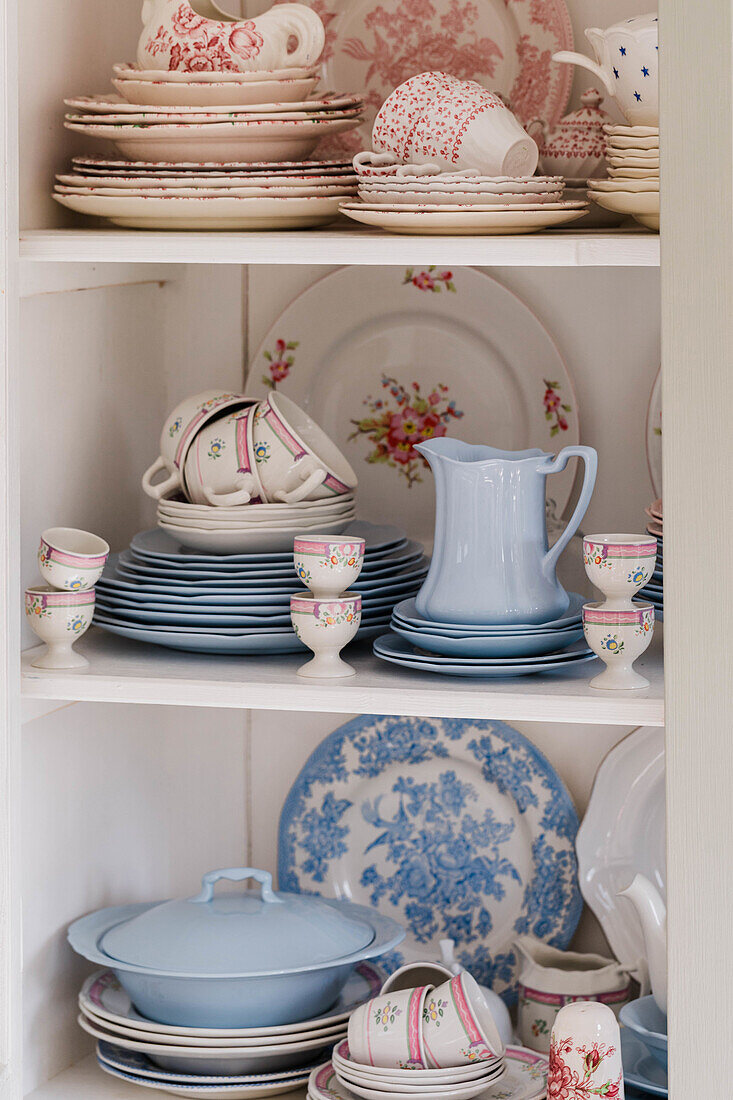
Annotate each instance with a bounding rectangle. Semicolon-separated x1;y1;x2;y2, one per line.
414;438;546;466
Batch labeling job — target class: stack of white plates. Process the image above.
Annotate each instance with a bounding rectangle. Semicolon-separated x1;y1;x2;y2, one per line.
339;153;588;235
587;124;659;231
330;1039;505;1100
157;493;357;554
92;522;428;654
111;62;322;108
80;964;384;1099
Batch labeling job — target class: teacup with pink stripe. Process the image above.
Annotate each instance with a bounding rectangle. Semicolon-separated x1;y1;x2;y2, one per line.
422;972;506;1069
38;527;109;591
583;533;657;609
347;985;432;1069
294;535;365;598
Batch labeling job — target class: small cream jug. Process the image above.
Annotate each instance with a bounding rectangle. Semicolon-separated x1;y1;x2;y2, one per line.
138;0;325;74
515;935;633;1054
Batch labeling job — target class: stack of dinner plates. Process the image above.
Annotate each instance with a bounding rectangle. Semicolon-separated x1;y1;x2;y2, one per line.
79;964;385;1099
587;124;659;231
111;61;322;109
92;523;428;654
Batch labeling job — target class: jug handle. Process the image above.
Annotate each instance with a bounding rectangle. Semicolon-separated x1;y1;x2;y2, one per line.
552;51;615;98
538;445;598;578
267;4;326;69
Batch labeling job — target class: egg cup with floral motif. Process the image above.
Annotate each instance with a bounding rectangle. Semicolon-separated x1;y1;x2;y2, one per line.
422;972;506;1069
25;585;95;669
38;527;109;592
290;593;361;678
548;1002;624;1100
347;985;432;1069
583;601;654;689
293;536;365;598
583;534;657;610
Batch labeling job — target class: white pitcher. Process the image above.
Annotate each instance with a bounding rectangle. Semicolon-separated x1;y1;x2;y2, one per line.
553;13;659;127
138;0;325;74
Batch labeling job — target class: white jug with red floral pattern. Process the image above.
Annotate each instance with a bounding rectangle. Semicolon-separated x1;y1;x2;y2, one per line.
138;0;325;74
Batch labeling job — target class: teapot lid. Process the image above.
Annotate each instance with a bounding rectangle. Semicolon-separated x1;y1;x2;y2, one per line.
559;89;612;128
100;868;375;975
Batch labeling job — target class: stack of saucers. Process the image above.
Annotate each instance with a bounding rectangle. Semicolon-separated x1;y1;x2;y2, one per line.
341;153;588;235
92;522;428;655
330;1040;505;1100
587;124;659;231
639;498;663;618
375;593;595;678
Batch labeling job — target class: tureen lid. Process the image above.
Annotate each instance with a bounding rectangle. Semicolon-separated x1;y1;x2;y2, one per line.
99;868;375;975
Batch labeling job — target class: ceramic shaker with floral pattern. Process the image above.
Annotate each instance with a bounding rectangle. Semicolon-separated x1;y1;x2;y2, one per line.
548;1001;624;1100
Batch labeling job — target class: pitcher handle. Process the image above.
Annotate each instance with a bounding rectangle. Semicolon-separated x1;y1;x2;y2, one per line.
269;4;325;69
539;445;598;578
552;51;615;98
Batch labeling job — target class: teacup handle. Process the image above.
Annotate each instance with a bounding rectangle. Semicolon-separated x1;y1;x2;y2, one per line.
274;459;327;503
202;474;256;508
142;456;180;501
265;3;325;68
538;445;598;577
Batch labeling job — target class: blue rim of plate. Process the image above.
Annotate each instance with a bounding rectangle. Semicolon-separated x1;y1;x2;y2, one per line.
621;1029;668;1096
96;1042;325;1085
96;1056;313;1093
278;714;582;1003
372;632;597;677
393;592;585;634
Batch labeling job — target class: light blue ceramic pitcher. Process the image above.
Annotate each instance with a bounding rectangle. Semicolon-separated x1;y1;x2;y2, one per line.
415;440;597;626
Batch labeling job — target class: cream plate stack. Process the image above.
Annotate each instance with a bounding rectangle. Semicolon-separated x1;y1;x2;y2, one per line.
342;152;588;236
587;124;659;231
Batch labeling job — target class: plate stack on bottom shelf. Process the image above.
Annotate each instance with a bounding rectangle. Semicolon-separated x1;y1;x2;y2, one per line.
639;498;663;618
92;523;427;655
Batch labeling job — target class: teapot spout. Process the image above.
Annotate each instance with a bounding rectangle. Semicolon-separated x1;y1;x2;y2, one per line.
552;49;615;98
618;874;667;1015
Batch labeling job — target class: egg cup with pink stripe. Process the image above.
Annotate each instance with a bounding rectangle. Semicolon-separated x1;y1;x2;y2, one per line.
294;535;365;598
347;985;432;1069
583;601;655;689
38;527;109;591
25;586;95;669
422;972;506;1069
290;593;361;678
583;533;657;609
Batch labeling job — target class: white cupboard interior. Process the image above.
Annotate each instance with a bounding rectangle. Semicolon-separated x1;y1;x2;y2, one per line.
6;0;711;1097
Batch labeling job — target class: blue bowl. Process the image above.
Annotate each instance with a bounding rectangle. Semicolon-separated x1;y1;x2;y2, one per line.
620;996;668;1071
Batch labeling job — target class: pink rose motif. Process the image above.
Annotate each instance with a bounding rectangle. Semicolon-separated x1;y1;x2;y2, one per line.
229;21;264;60
413;271;436;291
262;338;298;391
171;4;207;36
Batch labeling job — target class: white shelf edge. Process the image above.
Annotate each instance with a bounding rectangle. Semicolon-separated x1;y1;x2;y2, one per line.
18;227;661;267
20;628;665;726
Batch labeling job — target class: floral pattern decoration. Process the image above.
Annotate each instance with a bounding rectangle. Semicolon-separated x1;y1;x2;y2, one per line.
635;610;654;636
583;545;611;569
144;4;264;72
25;595;50;618
374;1000;401;1030
317;603;360;627
600;634;624;655
548;1036;621;1099
67;616;88;634
325;544;362;569
207;438;225;459
253;441;270;464
349;375;464;488
262;338;299;391
460;1042;496;1063
403;267;456;293
169;416;183;437
628;567;649;585
543;380;572;437
295;564;312;587
423;996;448;1026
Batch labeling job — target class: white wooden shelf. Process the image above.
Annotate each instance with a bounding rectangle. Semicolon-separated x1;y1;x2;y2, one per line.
28;1055;305;1100
19;226;660;267
21;625;664;725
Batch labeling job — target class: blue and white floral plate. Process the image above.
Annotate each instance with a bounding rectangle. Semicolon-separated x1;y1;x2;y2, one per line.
279;716;582;1002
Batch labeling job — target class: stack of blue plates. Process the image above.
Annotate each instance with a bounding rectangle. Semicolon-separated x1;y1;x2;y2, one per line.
93;522;428;655
373;594;596;678
639;535;663;620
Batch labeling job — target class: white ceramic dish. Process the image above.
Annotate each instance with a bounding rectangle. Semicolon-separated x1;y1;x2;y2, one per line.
158;509;356;532
98;1057;310;1099
72;155;352;173
66;94;362;115
575;725;665;979
339;203;587;233
589;179;659;193
98;1040;320;1085
57;185;357;200
603;124;658;137
607;166;660;179
157;518;352;553
58;173;356;190
66;108;362;126
332;1042;500;1083
604;134;659;150
646;366;662;496
113;77;320;108
251;266;580;537
356;188;564;206
112;63;319;83
606;155;660;168
53;192;349;230
82;1007;348;1048
589;190;659;215
332;1069;505;1100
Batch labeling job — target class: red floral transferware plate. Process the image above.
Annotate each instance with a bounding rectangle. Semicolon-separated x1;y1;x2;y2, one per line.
279;0;574;155
250;266;580;543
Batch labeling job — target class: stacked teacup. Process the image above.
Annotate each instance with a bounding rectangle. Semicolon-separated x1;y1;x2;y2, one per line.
582;534;657;689
333;973;506;1098
290;535;366;678
25;527;110;669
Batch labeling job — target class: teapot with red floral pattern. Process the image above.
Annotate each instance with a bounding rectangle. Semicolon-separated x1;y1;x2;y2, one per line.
138;0;325;74
527;89;612;180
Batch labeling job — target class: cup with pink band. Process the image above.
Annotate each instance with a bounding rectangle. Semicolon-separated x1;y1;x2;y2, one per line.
348;985;432;1069
421;972;506;1069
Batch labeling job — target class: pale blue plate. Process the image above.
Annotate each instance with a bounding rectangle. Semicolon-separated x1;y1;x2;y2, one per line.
92;619;388;654
622;1029;668;1096
95;601;293;628
127;542;423;579
393;593;585;636
373;632;597;677
391;621;584;658
97;1041;326;1086
278;714;582;1002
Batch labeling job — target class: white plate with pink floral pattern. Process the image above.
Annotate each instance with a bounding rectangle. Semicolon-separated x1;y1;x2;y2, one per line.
338;203;587;234
292;0;573;156
251;266;580;542
308;1048;548;1100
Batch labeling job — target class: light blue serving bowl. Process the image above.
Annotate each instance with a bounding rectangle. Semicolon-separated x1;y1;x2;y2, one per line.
68;868;404;1029
620;995;668;1070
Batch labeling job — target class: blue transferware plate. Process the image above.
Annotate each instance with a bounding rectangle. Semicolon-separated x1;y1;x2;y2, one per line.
393;593;585;636
130;524;407;565
391;621;585;658
92;619;388;654
278;715;582;1003
622;1029;668;1096
97;1042;324;1086
373;632;597;677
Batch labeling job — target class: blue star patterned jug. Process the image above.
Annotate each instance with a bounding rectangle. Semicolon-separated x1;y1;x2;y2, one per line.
415;439;597;626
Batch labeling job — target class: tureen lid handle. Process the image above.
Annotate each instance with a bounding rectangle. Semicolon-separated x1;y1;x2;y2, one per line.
190;867;284;905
